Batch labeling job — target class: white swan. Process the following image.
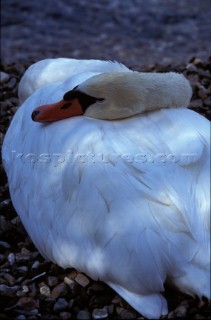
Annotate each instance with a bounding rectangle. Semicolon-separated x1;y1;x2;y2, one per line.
2;58;210;319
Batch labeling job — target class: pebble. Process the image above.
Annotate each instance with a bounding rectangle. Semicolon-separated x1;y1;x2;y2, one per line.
0;253;6;263
17;266;28;273
0;284;20;296
75;273;90;287
0;215;8;235
186;63;198;73
15;316;26;320
31;261;40;269
4;273;16;285
77;310;91;319
168;305;187;318
51;282;68;298
64;276;74;286
116;306;137;319
0;240;11;249
59;311;72;319
47;276;59;287
8;252;16;265
39;284;51;297
53;298;69;312
92;307;108;319
0;71;10;83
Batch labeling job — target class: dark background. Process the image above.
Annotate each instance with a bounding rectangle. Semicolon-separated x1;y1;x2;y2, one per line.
1;0;211;66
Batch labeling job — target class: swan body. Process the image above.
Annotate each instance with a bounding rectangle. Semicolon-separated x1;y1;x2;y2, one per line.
2;58;210;319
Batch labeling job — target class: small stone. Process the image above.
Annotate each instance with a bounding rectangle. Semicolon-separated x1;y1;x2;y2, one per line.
194;314;206;319
190;99;203;108
11;216;21;225
0;284;20;296
204;97;211;107
107;304;114;315
168;304;187;318
47;276;59;287
31;261;40;269
59;311;72;319
111;295;122;304
4;273;16;285
77;310;91;319
22;285;30;293
92;307;108;319
8;252;15;265
0;71;10;83
51;282;68;298
53;298;69;312
0;240;10;249
64;276;74;286
197;85;209;100
0;253;6;263
15;315;26;320
192;58;204;68
17;266;28;273
6;77;17;90
186;63;198;73
0;215;8;235
17;297;39;310
39;284;51;297
116;307;136;319
87;282;105;294
75;273;90;287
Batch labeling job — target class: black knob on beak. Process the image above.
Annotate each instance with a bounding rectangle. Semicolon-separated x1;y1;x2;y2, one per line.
31;110;40;121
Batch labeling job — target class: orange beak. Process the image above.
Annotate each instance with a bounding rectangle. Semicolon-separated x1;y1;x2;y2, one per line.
31;98;83;122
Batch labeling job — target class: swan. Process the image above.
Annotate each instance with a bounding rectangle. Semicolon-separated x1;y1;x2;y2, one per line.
2;58;210;319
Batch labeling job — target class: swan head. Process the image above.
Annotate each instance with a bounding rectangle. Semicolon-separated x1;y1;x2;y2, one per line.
31;71;192;122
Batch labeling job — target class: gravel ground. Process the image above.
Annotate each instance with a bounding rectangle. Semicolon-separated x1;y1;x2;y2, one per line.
0;57;210;319
1;0;211;66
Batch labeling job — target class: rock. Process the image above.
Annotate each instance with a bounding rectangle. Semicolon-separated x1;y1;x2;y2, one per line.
39;284;51;297
0;71;10;83
0;253;6;264
204;97;211;107
51;282;68;298
92;307;108;319
4;273;16;285
192;58;204;68
186;63;198;73
75;273;90;288
16;266;28;273
53;298;69;312
16;248;39;262
8;252;16;265
168;304;187;318
16;297;39;310
116;306;137;319
64;276;74;286
0;284;20;296
190;99;203;109
15;316;28;320
87;282;105;295
31;261;40;269
47;276;59;287
0;240;10;249
77;310;91;319
111;295;122;304
0;215;8;235
59;311;72;319
15;315;26;320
